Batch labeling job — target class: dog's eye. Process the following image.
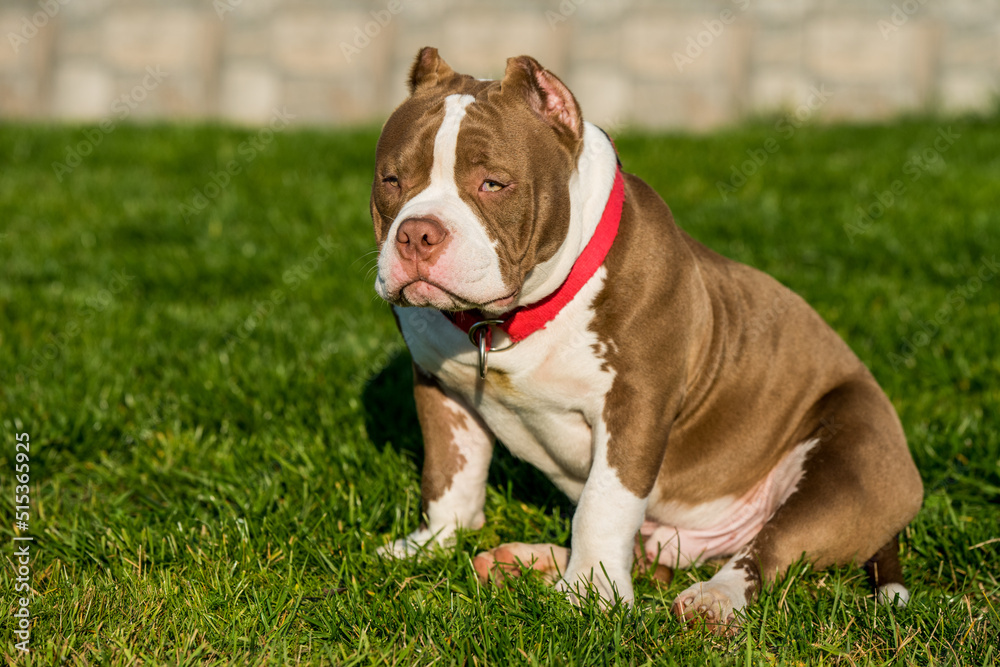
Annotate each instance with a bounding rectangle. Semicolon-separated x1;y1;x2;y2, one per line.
480;180;505;192
382;175;400;188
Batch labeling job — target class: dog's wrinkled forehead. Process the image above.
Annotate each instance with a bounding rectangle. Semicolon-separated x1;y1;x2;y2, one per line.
375;80;495;169
375;48;583;187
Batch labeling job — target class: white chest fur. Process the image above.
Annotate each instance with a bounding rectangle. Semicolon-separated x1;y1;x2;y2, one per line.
396;267;615;502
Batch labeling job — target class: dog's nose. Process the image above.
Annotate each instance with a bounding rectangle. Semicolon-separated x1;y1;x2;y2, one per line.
395;217;448;263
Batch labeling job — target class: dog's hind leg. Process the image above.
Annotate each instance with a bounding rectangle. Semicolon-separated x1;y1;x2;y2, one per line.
672;375;923;635
865;533;910;606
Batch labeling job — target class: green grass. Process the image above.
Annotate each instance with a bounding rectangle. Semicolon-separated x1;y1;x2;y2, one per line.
1;115;998;665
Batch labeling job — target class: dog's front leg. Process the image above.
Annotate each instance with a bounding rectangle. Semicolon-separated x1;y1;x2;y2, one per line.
556;417;663;607
378;364;494;558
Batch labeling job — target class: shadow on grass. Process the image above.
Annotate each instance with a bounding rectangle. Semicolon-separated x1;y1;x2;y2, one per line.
362;349;575;518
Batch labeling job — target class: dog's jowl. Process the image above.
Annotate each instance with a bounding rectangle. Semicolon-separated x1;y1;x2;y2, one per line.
371;47;923;635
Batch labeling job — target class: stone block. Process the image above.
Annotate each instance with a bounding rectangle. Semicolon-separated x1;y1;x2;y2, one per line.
403;0;457;23
805;15;935;91
220;62;281;123
574;0;632;23
51;62;115;119
57;18;103;60
940;26;996;68
568;66;632;131
62;0;117;20
568;23;625;65
748;69;815;113
631;80;737;130
102;8;214;71
223;24;272;59
753;25;805;67
623;12;752;81
440;11;566;77
272;9;393;76
212;0;280;23
939;0;999;26
0;8;53;69
817;83;921;122
0;76;38;116
147;72;206;118
939;69;999;112
752;0;815;23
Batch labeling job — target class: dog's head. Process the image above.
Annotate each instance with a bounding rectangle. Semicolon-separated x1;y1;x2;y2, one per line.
370;47;584;315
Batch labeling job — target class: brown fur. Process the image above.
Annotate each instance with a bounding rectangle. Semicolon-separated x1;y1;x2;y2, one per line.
590;172;922;617
412;363;470;510
865;533;905;589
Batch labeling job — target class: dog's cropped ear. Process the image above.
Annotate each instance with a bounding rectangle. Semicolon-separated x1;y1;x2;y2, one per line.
409;47;456;94
501;55;583;144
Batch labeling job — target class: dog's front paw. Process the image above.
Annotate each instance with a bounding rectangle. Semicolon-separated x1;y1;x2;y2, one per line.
556;564;633;608
671;581;743;636
376;527;447;559
376;537;422;559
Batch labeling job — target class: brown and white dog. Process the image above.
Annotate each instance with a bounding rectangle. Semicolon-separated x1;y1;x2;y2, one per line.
372;47;923;634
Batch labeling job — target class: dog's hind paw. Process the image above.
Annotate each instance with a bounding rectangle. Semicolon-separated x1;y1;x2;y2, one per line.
876;583;910;607
671;581;745;637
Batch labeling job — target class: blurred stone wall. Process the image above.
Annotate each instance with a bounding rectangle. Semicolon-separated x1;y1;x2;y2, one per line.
1;0;998;130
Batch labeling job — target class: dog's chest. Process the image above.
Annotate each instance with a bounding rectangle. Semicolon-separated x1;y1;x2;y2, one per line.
397;270;614;501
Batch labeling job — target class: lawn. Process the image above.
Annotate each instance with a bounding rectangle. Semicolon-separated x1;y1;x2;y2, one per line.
1;115;998;666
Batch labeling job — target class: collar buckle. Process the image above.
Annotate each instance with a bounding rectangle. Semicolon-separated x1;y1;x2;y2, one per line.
468;319;518;379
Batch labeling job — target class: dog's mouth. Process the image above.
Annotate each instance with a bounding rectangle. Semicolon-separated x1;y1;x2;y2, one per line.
393;279;519;314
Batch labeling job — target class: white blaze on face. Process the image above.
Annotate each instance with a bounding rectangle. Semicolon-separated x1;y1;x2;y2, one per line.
376;93;510;308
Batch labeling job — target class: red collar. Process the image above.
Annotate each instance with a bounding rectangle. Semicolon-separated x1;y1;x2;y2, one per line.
446;164;625;357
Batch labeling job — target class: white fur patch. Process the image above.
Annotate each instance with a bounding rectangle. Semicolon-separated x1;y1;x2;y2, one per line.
877;582;910;607
557;416;646;606
397;123;622;503
642;438;819;567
